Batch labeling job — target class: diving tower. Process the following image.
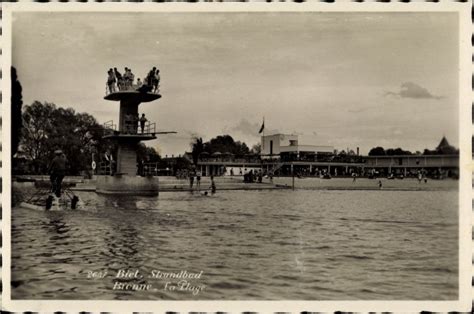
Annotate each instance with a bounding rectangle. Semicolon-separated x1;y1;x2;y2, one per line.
96;87;162;196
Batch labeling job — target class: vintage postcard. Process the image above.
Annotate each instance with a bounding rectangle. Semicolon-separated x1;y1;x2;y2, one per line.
1;2;472;313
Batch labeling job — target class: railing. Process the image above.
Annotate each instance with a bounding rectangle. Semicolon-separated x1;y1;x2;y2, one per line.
198;157;262;164
103;119;156;135
103;120;117;136
105;81;160;96
123;120;156;135
141;121;156;135
280;154;365;163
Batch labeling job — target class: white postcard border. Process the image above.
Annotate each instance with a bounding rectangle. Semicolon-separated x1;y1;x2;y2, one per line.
1;2;472;313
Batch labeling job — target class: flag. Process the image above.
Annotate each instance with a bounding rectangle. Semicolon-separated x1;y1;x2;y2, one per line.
258;119;265;134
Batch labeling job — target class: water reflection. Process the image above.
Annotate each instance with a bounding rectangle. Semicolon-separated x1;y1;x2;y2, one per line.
11;188;458;300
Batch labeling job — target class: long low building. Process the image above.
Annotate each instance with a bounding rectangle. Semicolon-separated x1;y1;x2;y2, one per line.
136;153;459;178
363;154;458;178
196;154;458;178
365;155;458;168
196;134;460;178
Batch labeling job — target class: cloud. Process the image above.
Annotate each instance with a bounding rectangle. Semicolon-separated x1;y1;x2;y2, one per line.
223;119;276;137
347;105;379;113
228;119;261;137
392;128;403;136
385;82;443;100
221;119;281;140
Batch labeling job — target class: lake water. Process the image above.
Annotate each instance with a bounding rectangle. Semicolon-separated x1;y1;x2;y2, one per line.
11;179;458;300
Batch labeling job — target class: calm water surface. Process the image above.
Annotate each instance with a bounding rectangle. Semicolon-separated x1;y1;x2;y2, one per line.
12;183;458;300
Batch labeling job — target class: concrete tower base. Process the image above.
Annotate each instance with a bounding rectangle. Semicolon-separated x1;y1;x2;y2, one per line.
96;175;159;196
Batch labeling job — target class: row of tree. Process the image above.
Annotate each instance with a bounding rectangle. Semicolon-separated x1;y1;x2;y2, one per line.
368;147;414;156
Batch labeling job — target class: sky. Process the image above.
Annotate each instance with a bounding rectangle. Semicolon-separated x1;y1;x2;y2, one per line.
12;11;459;156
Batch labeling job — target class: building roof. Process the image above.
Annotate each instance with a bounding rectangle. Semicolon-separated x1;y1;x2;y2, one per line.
436;136;451;150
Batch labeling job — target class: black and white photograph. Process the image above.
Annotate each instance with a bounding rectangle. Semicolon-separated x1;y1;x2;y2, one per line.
1;2;471;312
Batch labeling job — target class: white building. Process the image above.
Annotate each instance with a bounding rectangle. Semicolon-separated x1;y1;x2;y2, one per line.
261;134;334;159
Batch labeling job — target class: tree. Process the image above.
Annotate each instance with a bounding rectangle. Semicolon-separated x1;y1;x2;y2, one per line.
368;146;386;156
21;101;56;173
386;148;412;156
251;143;261;155
19;101;105;175
235;141;250;155
49;107;104;175
203;135;250;156
11;67;23;156
146;147;161;162
423;148;435;155
190;136;204;165
137;143;161;163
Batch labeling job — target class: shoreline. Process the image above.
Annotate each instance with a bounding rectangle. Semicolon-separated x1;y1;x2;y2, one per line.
12;176;458;193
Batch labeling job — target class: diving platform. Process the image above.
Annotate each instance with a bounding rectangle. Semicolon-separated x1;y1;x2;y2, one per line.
103;133;157;141
104;91;161;102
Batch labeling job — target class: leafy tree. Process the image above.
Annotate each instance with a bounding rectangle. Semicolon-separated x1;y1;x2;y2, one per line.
368;146;386;156
190;136;204;165
235;141;250;155
11;67;23;156
203;135;250;156
137;143;161;163
146;147;161;162
386;148;412;156
21;101;56;173
251;143;261;154
369;146;412;156
19;101;105;175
